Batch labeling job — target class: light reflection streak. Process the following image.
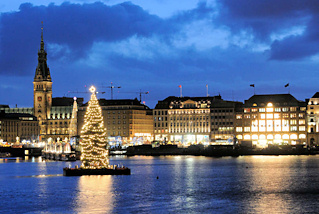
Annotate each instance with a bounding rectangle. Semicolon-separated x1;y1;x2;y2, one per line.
75;176;114;213
245;156;295;213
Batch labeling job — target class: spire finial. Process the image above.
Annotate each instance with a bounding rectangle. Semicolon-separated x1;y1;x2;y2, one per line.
41;21;44;41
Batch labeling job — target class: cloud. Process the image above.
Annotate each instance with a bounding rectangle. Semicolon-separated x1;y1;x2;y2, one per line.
217;0;319;60
0;1;175;76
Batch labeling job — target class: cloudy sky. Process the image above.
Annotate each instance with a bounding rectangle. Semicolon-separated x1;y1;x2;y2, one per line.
0;0;318;108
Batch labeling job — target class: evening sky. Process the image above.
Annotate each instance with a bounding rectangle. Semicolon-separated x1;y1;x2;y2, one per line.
0;0;318;108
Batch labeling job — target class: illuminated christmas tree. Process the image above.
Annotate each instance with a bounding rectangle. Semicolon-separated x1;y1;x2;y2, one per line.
80;86;109;169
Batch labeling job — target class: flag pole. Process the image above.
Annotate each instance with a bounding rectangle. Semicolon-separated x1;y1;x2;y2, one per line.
206;84;209;97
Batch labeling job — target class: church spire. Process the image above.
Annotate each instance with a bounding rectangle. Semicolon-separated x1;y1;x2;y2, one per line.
34;22;51;82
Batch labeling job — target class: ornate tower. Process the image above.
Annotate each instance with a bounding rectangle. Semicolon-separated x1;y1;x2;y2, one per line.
33;25;52;138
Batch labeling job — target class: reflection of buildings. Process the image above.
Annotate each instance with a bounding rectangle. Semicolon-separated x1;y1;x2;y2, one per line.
307;92;319;146
235;94;307;147
153;96;242;145
78;98;153;145
0;112;39;143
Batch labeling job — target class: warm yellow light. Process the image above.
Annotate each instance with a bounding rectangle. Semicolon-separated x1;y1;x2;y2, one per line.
89;86;96;93
267;103;273;107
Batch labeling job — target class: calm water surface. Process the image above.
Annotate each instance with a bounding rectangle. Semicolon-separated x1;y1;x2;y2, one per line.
1;155;319;213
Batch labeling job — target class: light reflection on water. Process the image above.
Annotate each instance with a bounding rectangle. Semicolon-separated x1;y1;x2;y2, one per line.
75;176;114;213
1;155;319;213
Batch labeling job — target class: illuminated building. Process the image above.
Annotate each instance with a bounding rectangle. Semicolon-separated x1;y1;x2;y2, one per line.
78;98;153;145
210;101;242;145
307;92;319;146
32;27;82;141
153;96;241;146
46;97;83;141
0;111;39;144
235;94;307;148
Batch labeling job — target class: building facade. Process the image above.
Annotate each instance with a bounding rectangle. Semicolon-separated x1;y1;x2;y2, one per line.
78;98;153;145
0;112;40;144
33;29;52;137
307;92;319;146
235;94;307;148
154;96;241;146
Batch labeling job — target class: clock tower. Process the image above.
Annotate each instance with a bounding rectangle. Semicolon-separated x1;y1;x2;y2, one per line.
33;25;52;137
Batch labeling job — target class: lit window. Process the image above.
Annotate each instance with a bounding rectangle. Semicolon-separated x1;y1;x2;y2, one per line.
251;108;257;112
244;135;251;140
236;115;242;119
299;120;305;125
282;108;289;112
274;120;281;132
266;114;273;119
260;114;265;119
244;127;250;132
236;127;243;132
290;114;296;118
290;126;297;131
259;108;265;112
290;120;297;125
283;134;289;139
267;134;273;139
259;134;266;140
266;108;273;112
274;113;280;119
275;108;281;112
299;126;306;131
290;134;297;139
299;134;306;139
267;103;273;107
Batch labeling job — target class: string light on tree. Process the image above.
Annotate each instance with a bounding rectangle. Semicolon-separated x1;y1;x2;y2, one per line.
80;86;109;169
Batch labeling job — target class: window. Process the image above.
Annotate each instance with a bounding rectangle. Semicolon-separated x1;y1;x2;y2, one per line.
266;114;273;119
236;115;242;119
236;127;242;132
244;127;250;132
290;107;297;112
299;120;305;125
290;120;297;125
283;113;289;118
299;126;306;131
259;108;265;112
291;126;297;131
290;113;296;118
275;108;281;112
282;108;289;112
266;108;273;112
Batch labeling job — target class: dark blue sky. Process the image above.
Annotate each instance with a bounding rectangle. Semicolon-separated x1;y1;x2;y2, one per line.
0;0;318;108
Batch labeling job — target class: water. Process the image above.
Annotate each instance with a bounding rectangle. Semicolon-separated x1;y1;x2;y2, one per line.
1;155;319;213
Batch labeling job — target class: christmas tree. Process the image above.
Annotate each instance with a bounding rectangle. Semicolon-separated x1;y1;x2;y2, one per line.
80;86;109;169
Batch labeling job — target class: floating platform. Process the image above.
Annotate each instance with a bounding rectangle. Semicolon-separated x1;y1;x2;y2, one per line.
63;166;131;176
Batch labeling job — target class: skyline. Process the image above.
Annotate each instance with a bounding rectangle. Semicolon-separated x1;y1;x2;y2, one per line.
0;0;319;108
